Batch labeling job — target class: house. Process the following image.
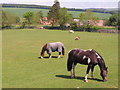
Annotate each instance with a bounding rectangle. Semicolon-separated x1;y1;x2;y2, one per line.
95;20;105;27
39;17;105;27
39;17;51;25
73;19;105;27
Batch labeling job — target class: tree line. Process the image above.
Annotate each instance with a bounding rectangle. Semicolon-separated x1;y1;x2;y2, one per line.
2;10;43;29
2;0;118;31
2;4;51;9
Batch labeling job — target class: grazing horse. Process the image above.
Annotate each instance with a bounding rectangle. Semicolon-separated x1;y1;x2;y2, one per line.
41;42;65;59
67;49;108;82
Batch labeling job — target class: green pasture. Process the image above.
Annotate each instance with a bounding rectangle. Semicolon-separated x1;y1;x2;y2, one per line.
2;7;111;19
2;8;49;18
2;29;118;88
67;10;111;19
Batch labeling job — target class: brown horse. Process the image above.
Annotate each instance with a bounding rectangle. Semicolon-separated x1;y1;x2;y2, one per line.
67;49;108;82
41;42;65;59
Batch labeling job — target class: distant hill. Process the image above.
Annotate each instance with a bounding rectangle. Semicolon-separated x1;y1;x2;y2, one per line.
2;4;116;19
2;4;51;10
2;4;117;14
88;8;118;14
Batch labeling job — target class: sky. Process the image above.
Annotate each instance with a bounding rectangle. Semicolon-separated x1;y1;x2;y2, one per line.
0;0;119;9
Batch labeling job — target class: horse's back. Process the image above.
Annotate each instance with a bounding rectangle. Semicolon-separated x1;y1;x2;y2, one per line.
47;42;64;46
47;42;64;52
68;49;84;59
68;49;84;55
68;49;99;65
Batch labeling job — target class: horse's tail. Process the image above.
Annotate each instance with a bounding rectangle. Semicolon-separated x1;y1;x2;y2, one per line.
67;51;74;71
62;46;65;55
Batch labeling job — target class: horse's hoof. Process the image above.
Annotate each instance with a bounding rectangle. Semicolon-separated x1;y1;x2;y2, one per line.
57;55;61;58
49;56;52;59
41;57;43;59
84;80;88;82
71;77;74;79
103;79;107;82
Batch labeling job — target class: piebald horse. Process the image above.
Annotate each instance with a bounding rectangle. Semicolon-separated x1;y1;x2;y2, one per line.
67;49;108;82
41;42;65;59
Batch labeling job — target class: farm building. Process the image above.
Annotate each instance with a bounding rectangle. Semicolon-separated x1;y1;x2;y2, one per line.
73;19;105;27
39;17;105;27
39;17;51;25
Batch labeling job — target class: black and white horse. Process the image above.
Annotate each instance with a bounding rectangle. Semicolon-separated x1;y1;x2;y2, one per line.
67;49;108;82
41;42;65;59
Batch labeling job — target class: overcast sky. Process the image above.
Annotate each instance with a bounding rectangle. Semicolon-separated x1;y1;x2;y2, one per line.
1;0;119;8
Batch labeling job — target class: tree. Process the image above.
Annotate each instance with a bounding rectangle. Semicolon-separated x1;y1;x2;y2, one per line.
58;8;73;29
47;0;60;27
23;11;34;25
2;11;9;27
15;16;20;24
79;10;99;32
2;10;16;28
20;18;28;28
105;14;118;26
34;11;43;24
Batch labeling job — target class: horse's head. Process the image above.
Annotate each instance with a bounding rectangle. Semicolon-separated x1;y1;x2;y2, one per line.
100;67;108;82
41;44;47;58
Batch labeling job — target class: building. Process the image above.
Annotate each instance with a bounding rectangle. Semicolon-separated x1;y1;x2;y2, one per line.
73;19;105;27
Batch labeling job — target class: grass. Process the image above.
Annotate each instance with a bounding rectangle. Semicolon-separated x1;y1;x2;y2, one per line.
0;31;2;89
2;29;118;88
2;7;111;19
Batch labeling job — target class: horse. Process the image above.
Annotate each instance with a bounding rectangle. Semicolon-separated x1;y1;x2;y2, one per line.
40;42;65;59
67;49;108;82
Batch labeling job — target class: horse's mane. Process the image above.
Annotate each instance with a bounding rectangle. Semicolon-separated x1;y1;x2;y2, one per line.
92;49;104;61
92;49;107;69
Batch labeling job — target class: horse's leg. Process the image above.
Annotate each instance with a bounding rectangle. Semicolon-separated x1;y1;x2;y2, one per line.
91;65;95;79
70;69;73;78
84;64;92;82
57;52;61;58
48;53;52;59
73;64;76;78
71;64;76;78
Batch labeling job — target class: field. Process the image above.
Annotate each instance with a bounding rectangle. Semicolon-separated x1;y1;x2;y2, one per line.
0;31;2;89
2;7;112;19
2;29;118;88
